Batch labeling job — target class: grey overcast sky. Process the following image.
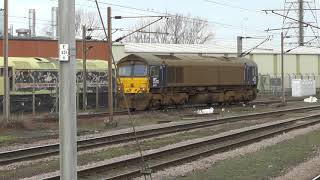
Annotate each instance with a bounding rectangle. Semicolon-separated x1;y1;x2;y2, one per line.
1;0;320;48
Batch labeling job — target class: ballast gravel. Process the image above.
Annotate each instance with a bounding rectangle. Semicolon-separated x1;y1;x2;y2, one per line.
134;123;320;180
0;130;188;171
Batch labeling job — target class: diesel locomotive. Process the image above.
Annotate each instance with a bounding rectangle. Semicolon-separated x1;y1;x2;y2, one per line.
117;54;258;110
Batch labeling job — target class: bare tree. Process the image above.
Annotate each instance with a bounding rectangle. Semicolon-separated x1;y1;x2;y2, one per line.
41;9;100;39
124;14;214;44
75;9;99;38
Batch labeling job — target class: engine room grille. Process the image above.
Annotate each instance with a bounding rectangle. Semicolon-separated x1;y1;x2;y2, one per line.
167;67;184;83
176;67;184;83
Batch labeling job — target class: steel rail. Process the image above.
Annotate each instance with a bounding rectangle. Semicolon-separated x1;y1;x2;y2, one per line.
40;98;303;120
313;175;320;180
43;113;320;179
1;104;320;165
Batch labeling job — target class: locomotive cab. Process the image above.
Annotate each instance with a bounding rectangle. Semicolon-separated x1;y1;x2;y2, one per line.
149;65;166;89
117;60;149;94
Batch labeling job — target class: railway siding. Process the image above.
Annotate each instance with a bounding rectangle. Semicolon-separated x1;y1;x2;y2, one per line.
31;113;320;179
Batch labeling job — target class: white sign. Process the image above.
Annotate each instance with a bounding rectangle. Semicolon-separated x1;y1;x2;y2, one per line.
59;44;69;61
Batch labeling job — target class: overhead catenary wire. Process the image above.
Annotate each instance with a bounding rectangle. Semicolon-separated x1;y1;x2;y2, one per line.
114;17;165;42
84;0;273;34
240;36;273;57
46;0;277;36
202;0;264;14
285;36;318;53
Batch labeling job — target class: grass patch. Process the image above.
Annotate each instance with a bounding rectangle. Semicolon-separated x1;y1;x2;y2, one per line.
0;135;16;143
177;129;320;180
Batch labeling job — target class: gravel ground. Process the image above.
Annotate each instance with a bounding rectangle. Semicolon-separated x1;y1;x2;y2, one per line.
134;123;320;180
272;151;320;180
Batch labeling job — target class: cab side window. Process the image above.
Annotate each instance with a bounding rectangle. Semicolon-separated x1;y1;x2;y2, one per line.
150;66;160;78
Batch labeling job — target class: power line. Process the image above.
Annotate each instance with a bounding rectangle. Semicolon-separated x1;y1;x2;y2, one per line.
9;15;52;23
46;0;276;36
263;10;320;29
48;0;152;16
83;0;272;34
202;0;264;14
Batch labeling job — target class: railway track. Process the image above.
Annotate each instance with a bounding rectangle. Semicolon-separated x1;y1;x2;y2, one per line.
1;104;320;166
41;98;304;120
42;112;320;179
313;175;320;180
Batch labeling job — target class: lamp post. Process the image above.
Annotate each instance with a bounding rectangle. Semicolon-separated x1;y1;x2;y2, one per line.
58;0;77;179
107;7;113;123
82;25;87;111
281;32;286;104
3;0;10;121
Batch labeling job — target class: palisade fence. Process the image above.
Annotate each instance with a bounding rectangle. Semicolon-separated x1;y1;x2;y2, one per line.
258;73;319;96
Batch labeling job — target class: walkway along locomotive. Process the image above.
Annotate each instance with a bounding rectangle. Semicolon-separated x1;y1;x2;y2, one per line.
117;54;258;110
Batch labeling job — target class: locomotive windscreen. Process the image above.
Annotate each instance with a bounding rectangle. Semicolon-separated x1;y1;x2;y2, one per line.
118;64;147;77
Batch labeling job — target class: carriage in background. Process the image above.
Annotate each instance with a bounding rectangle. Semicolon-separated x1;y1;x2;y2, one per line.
0;57;109;112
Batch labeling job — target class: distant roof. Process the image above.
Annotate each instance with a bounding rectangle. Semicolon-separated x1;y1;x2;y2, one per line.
124;43;320;55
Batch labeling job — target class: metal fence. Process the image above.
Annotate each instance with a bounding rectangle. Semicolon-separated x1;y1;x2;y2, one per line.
258;73;319;96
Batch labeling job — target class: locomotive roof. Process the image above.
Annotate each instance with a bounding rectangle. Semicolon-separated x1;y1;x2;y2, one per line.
0;57;109;71
118;54;256;66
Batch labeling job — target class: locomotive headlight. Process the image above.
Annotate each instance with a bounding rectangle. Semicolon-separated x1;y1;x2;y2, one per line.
140;86;146;92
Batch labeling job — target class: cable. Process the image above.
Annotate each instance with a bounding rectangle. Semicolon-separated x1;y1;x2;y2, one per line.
240;36;273;56
202;0;264;14
94;1;153;179
114;17;165;42
285;36;318;53
49;0;152;16
84;0;272;34
9;15;52;23
42;0;276;35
